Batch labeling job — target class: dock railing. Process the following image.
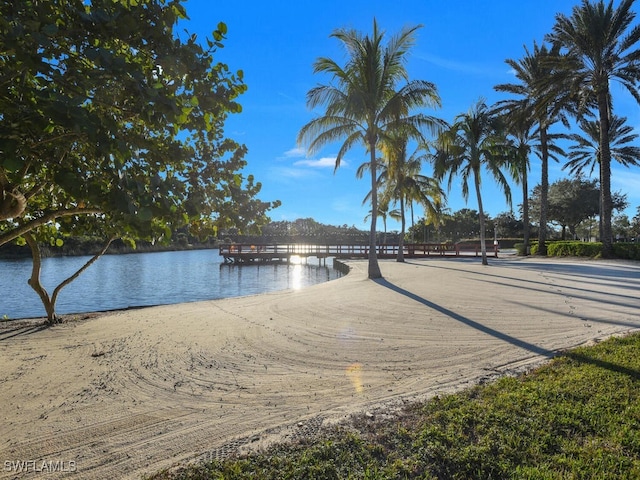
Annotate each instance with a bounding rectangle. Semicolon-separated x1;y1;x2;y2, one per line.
219;243;498;263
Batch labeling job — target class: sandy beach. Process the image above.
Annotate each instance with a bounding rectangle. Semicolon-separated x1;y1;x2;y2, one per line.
1;256;639;479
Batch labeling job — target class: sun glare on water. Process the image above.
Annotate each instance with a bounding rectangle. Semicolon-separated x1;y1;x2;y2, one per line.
289;257;303;290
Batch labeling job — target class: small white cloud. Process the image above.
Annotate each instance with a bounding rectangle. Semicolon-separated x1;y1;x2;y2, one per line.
294;157;344;168
271;167;317;179
283;147;306;158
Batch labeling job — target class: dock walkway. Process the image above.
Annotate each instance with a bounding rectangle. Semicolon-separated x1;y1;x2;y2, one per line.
219;243;499;264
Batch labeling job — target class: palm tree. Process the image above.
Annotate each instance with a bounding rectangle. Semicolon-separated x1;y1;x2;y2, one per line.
297;20;442;279
424;202;449;244
503;116;534;255
546;0;640;257
566;114;640;175
493;109;566;256
364;196;399;245
494;42;568;256
378;134;444;262
565;113;640;240
432;100;511;265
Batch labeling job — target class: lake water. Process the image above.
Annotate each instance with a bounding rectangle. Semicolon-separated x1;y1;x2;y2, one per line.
0;249;343;319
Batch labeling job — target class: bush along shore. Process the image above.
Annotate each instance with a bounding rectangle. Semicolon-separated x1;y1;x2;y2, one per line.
150;332;640;480
512;241;640;260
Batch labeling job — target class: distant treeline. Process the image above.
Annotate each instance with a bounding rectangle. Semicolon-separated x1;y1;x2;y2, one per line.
0;236;218;260
4;217;522;260
0;219;377;259
221;218;400;245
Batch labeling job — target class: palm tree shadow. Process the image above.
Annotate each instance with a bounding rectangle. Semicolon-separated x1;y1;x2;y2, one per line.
565;351;640;381
374;278;554;358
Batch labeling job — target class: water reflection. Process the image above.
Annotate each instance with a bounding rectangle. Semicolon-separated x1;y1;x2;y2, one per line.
0;250;342;319
218;259;331;293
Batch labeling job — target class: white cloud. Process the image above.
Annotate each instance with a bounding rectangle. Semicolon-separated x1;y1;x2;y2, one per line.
270;166;318;180
282;147;306;158
294;157;343;168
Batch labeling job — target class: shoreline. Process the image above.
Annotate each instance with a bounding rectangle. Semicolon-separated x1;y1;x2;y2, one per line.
1;256;639;479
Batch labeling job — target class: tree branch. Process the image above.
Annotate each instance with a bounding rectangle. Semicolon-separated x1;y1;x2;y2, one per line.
0;207;103;247
50;235;117;310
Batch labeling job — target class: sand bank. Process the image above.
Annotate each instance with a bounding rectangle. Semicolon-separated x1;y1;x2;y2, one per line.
1;256;639;479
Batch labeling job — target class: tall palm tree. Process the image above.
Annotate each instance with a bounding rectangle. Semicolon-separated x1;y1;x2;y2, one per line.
432;100;511;266
546;0;640;257
493;108;566;255
565;113;640;240
357;141;443;262
297;20;442;279
378;135;444;262
503;116;534;255
494;42;568;256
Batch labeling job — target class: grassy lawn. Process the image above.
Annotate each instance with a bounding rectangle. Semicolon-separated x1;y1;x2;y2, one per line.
150;333;640;479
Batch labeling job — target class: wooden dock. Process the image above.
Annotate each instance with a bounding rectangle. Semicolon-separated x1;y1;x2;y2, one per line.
219;243;499;264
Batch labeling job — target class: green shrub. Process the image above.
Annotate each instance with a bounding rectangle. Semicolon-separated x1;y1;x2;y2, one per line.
612;242;640;260
529;241;640;259
547;241;602;257
513;243;526;255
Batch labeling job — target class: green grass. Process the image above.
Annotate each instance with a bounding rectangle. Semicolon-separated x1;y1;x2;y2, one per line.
150;333;640;479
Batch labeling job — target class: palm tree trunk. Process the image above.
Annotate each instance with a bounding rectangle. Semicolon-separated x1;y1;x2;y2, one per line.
474;169;488;266
522;170;530;255
599;165;604;242
367;143;383;278
382;217;388;245
397;196;405;262
598;92;613;257
410;202;415;243
537;125;549;256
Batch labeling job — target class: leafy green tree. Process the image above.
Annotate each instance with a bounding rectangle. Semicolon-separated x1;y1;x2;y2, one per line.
546;0;640;257
438;208;481;242
529;177;627;240
0;0;278;322
612;214;633;241
494;42;568;256
493;211;525;239
430;208;489;242
297;20;442;279
432;100;511;265
631;206;640;240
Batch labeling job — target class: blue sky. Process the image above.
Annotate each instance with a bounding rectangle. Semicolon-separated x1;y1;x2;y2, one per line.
183;0;640;231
